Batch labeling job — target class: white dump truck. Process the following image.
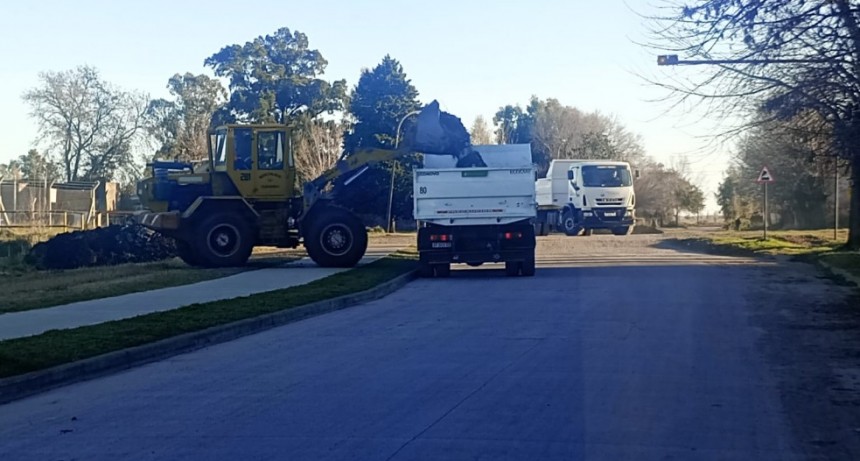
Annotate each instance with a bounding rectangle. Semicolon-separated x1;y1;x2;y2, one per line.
414;144;537;277
534;159;636;236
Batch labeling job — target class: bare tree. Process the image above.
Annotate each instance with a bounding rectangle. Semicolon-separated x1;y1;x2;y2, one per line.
293;119;343;184
469;116;494;145
146;73;227;162
23;65;148;183
644;0;860;247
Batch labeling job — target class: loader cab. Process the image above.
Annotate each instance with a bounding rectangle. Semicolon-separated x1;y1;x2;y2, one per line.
209;125;296;200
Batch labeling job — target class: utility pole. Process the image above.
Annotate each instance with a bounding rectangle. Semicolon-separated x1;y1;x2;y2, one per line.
763;182;768;240
388;110;421;233
834;159;839;240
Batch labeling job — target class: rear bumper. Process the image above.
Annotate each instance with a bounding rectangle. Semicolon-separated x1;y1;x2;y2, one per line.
418;223;535;265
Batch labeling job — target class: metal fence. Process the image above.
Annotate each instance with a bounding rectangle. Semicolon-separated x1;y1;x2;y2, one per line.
0;211;92;230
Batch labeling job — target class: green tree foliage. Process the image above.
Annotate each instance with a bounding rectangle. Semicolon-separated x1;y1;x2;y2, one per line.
633;159;700;227
338;56;421;222
22;65;147;183
493;104;534;145
714;115;848;229
494;97;646;176
204;27;347;124
674;182;706;225
17;149;61;182
146;73;227;162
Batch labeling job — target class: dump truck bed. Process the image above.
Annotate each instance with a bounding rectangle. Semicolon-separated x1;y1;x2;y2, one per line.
413;166;537;226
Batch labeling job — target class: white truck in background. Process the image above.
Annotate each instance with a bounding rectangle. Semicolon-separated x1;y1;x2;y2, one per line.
414;144;537;277
534;159;636;236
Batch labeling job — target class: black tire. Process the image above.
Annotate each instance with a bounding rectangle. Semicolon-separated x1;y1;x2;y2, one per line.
561;210;581;236
419;263;434;278
521;255;536;277
434;263;451;278
304;208;368;268
505;261;520;277
175;240;202;267
192;213;254;267
612;226;632;236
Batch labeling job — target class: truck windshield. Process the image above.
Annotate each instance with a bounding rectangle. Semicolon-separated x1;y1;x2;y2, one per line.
581;165;632;187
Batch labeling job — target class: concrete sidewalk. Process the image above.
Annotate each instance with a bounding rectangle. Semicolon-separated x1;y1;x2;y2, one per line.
0;244;403;341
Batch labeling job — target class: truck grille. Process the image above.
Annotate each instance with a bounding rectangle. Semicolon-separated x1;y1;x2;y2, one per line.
595;198;624;206
595;208;627;221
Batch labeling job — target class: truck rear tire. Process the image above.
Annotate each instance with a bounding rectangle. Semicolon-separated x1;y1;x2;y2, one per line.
193;213;254;267
434;263;451;278
521;255;536;277
505;261;520;277
561;210;581;236
419;263;434;278
612;226;632;236
305;208;368;268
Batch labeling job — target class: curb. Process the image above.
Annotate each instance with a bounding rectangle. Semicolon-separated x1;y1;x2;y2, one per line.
818;260;860;288
0;269;418;406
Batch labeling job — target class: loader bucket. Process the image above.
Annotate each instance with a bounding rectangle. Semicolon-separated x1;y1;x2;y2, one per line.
411;100;471;156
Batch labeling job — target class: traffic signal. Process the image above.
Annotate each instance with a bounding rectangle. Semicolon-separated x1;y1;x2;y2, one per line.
657;54;679;66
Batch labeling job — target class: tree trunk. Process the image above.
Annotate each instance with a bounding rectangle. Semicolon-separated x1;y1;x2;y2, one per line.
849;153;860;249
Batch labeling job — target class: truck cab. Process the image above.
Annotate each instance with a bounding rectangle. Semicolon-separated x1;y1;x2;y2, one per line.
535;159;636;236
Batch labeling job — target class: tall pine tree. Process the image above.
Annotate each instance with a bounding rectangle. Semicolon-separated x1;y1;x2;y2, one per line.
339;56;421;224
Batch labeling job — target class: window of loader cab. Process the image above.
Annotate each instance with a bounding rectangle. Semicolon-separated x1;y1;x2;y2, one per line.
581;165;632;187
211;130;228;167
258;131;284;170
233;128;253;171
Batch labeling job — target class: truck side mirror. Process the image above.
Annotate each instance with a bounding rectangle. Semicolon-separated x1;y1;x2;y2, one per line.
634;169;641;179
567;170;574;181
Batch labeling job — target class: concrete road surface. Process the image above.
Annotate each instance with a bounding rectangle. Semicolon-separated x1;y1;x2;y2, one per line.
2;234;858;460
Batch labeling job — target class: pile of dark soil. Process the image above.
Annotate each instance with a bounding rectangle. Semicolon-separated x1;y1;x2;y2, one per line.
26;224;176;270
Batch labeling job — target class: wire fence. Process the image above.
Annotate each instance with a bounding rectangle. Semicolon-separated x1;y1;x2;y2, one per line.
0;211;111;230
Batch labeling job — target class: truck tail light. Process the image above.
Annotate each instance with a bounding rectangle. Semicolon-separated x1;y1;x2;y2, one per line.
503;231;523;240
430;234;453;242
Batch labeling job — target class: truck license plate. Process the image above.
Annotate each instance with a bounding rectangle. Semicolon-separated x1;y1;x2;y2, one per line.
432;242;452;249
603;212;617;217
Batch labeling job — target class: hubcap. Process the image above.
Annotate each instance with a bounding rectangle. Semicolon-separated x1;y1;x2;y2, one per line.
320;224;353;257
208;224;240;257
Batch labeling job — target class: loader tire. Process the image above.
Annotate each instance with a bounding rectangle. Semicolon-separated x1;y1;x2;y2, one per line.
176;240;202;267
193;213;254;267
305;208;368;268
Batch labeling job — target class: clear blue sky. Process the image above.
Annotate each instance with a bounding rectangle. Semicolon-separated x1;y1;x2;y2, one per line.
0;0;732;211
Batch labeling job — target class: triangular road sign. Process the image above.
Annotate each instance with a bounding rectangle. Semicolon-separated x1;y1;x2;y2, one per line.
756;166;774;183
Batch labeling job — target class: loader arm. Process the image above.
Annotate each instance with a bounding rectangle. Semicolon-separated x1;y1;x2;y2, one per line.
301;146;415;213
301;99;486;216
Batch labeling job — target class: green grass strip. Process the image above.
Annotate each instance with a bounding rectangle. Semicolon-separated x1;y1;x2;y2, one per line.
0;252;417;379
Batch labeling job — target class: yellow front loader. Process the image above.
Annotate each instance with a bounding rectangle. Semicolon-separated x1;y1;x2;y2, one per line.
136;101;479;268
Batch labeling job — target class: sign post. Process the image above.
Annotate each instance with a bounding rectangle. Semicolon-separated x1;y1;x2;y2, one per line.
756;166;775;239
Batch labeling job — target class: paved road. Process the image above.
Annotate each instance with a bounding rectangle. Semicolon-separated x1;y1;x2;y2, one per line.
0;242;405;341
1;234;857;460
